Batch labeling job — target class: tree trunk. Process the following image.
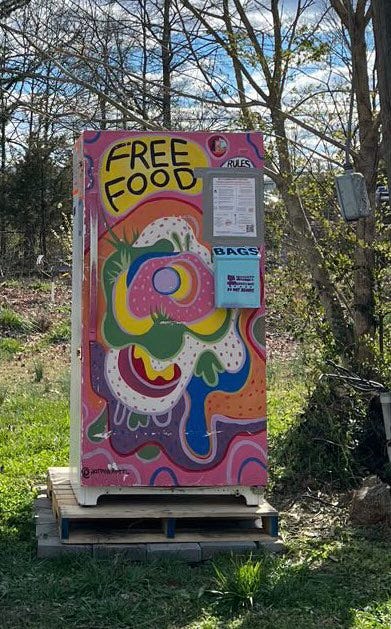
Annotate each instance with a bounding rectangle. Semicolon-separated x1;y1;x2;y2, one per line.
140;0;149;129
372;0;391;195
272;110;355;355
0;101;7;262
350;4;378;359
331;0;379;363
161;0;171;128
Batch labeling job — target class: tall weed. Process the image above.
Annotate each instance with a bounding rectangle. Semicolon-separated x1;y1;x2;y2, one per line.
207;554;310;613
209;555;266;612
0;308;32;334
46;321;71;343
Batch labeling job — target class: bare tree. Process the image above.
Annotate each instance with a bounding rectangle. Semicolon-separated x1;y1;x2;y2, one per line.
0;0;30;18
178;0;357;353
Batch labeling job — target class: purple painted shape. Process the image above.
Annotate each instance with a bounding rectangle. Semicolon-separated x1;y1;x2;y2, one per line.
90;341;266;470
152;267;180;295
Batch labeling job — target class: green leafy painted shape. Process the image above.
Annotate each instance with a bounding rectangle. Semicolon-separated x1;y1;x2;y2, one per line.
87;407;108;443
137;445;161;461
195;351;225;387
128;412;149;431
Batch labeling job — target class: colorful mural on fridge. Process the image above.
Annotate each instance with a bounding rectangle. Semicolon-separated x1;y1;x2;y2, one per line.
70;131;266;502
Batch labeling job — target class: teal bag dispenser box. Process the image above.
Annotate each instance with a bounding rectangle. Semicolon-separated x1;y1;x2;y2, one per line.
213;246;261;308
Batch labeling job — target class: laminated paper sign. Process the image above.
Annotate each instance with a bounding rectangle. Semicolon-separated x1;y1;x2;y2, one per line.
213;177;257;237
71;131;266;492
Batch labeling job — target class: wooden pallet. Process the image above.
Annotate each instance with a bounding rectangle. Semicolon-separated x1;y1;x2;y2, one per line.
46;467;279;544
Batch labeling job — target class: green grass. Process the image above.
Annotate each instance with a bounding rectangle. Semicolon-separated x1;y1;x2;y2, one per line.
267;358;309;436
0;364;390;628
0;279;20;288
27;280;52;292
0;386;69;541
0;338;23;358
55;304;72;314
0;529;389;628
0;308;33;334
46;320;71;343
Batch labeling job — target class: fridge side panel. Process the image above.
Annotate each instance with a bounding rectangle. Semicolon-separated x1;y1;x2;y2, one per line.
69;140;85;485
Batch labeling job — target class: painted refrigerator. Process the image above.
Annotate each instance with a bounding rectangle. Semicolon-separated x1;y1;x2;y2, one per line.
70;130;266;505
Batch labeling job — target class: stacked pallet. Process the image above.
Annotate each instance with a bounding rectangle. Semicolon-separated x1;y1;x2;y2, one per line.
35;467;283;560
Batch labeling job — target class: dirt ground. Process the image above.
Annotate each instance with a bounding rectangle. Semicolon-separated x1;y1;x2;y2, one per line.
0;279;71;390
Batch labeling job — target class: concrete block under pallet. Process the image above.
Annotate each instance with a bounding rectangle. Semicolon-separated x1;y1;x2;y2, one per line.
36;521;59;540
34;495;52;512
200;540;257;560
93;544;147;561
37;537;93;558
256;536;285;554
147;542;201;563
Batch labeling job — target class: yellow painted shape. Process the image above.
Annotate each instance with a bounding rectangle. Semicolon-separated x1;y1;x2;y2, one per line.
171;264;191;300
114;272;153;335
187;308;227;335
100;135;209;216
134;345;175;381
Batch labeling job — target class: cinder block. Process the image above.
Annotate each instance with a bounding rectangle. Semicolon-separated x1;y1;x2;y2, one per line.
37;537;92;558
200;541;256;561
256;537;285;554
93;544;147;561
35;497;58;539
35;511;57;526
36;521;59;539
147;543;201;563
34;496;53;513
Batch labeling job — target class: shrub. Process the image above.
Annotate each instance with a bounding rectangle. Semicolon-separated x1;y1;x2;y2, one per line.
271;379;366;490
